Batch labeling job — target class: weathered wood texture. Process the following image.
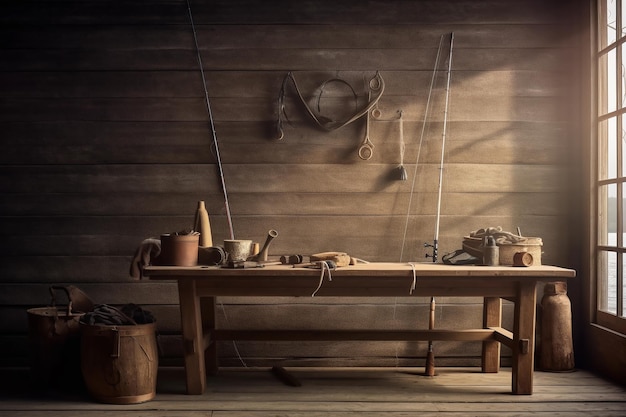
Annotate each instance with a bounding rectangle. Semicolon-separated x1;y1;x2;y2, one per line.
0;0;582;367
1;367;626;416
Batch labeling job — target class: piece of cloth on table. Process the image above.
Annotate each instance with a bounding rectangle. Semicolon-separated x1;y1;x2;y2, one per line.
129;238;161;280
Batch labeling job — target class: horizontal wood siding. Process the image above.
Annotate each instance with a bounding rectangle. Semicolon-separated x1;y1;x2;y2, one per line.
0;0;580;367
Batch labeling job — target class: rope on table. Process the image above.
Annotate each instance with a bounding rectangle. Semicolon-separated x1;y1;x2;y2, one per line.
311;261;334;297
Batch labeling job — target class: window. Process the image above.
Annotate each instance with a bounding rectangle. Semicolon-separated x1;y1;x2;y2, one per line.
597;0;626;333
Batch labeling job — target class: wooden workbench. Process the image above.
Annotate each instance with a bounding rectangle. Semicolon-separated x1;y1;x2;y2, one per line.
145;262;575;395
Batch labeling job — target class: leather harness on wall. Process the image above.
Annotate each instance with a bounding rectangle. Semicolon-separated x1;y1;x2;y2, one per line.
276;71;385;140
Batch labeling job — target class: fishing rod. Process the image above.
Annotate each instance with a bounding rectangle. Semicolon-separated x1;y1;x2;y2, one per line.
428;32;454;263
400;34;445;262
424;32;454;377
186;0;249;371
186;0;235;240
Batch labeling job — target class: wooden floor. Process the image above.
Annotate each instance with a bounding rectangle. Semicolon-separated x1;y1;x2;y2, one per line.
1;366;625;416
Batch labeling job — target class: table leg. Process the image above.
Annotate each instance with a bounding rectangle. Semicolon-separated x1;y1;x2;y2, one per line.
178;280;206;395
482;297;502;373
201;296;218;375
512;281;537;395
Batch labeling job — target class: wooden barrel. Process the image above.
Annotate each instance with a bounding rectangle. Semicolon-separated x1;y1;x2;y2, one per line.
80;322;158;404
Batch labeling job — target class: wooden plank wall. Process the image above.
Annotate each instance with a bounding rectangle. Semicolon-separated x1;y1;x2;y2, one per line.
0;0;581;367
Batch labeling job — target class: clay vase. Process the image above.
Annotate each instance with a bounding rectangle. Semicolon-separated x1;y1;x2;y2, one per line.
194;200;212;247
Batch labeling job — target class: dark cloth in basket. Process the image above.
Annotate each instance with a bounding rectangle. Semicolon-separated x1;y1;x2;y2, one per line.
80;304;154;326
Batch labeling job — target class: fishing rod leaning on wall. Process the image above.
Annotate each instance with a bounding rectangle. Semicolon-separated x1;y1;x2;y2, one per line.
424;32;454;377
401;32;454;376
187;0;235;240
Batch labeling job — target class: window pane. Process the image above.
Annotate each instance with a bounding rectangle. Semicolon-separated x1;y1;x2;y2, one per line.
622;255;626;316
623;273;626;316
599;183;618;246
599;250;617;314
623;114;626;177
609;48;617;113
601;0;617;48
623;48;626;108
610;116;618;178
599;118;618;179
599;50;617;116
622;182;626;247
608;0;617;45
598;49;615;116
623;0;626;37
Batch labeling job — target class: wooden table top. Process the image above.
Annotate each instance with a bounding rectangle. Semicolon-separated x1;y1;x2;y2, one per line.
145;262;576;279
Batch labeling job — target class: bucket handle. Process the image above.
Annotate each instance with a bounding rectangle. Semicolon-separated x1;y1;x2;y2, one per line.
110;327;121;358
49;286;74;317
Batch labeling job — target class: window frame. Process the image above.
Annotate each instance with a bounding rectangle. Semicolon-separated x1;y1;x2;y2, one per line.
596;0;626;334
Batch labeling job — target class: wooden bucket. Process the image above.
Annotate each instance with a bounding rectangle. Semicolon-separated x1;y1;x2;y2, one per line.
26;286;86;389
27;306;83;389
80;322;158;404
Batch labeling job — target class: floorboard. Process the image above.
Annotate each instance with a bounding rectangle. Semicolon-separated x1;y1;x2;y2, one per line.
1;367;625;417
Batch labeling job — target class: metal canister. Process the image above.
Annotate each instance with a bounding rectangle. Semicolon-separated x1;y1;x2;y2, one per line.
483;236;499;266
